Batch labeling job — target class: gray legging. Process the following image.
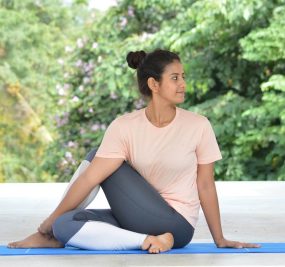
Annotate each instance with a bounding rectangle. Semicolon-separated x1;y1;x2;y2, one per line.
52;148;194;248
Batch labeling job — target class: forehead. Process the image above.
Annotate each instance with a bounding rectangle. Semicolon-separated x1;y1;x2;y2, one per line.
163;60;184;75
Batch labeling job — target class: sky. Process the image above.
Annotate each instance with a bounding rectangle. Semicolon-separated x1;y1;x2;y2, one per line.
88;0;117;11
63;0;117;11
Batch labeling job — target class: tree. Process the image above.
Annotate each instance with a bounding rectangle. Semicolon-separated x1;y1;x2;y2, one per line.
50;0;284;181
2;0;284;181
0;0;90;181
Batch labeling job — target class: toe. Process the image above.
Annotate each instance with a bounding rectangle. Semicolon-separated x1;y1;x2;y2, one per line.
12;243;20;248
141;235;151;250
7;242;16;248
149;245;160;254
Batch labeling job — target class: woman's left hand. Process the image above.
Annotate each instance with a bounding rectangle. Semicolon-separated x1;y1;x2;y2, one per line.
216;237;261;249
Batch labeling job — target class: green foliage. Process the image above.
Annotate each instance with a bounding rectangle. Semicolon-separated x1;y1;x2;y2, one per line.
48;0;284;182
240;75;285;180
240;5;285;62
1;0;284;182
188;91;256;180
0;0;90;182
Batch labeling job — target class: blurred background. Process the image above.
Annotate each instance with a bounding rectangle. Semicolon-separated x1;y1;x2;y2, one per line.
0;0;284;183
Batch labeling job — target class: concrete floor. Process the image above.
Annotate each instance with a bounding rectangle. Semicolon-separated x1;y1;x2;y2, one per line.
0;181;285;266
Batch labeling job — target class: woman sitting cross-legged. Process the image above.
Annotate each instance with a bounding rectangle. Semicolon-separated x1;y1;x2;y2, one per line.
8;49;260;253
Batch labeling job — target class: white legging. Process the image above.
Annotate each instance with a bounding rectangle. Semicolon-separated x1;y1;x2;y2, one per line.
61;159;100;209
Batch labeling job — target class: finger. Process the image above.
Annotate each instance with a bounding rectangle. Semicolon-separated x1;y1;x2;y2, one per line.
38;228;47;234
243;243;261;248
228;241;242;249
235;242;258;248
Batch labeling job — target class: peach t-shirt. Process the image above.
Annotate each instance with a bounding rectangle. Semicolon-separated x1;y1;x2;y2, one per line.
95;106;222;227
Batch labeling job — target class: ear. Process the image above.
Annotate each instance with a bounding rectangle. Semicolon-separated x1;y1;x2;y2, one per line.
147;77;159;93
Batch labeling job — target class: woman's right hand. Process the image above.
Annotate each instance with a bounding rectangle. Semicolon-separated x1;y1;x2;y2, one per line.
38;216;56;237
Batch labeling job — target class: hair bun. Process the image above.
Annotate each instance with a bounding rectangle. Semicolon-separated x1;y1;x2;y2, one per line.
126;51;147;69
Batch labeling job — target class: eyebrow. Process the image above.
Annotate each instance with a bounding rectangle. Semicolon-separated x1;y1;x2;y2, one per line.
170;73;185;75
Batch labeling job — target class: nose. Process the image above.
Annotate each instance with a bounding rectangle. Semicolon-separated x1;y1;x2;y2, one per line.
180;78;186;90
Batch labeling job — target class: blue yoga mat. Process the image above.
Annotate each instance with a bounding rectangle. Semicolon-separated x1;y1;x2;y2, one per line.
1;243;285;256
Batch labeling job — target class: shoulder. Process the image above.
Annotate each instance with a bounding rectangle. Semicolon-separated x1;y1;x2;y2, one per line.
111;108;143;127
178;107;209;127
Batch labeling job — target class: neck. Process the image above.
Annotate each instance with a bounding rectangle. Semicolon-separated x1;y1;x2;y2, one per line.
145;100;176;127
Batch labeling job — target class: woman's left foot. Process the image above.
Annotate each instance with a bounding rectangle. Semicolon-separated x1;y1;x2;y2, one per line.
141;232;174;254
7;232;63;248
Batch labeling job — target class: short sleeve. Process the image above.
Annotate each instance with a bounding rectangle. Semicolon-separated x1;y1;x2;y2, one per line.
95;118;127;160
196;118;222;164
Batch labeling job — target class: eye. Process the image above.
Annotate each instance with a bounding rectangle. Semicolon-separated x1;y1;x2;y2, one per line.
171;75;186;81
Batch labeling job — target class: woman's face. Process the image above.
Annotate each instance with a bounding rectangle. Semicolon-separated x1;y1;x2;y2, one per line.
156;60;186;104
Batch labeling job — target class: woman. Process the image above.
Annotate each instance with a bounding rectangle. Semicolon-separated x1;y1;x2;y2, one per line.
8;49;260;253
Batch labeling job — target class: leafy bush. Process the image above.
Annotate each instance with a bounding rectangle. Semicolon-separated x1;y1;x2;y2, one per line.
1;0;284;181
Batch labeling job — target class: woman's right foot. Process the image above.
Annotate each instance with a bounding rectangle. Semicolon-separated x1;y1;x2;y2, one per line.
141;232;174;254
7;232;63;248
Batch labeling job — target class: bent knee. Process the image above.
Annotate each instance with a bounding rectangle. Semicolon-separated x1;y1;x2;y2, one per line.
52;210;85;245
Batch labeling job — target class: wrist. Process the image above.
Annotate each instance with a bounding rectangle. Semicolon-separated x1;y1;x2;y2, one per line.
48;212;58;222
214;236;225;245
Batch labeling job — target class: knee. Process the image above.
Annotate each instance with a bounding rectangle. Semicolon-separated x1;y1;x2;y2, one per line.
52;214;69;244
52;210;81;245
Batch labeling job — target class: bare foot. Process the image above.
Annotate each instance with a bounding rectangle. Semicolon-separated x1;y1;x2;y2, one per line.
141;232;174;254
7;232;63;249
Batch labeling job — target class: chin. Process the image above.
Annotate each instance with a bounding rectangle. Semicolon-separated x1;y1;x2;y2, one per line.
175;98;185;104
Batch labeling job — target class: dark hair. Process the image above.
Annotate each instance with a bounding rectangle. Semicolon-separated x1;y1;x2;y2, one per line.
126;49;180;97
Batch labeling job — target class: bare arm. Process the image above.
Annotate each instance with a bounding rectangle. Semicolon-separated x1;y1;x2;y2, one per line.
197;163;224;244
197;163;260;248
39;156;124;235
